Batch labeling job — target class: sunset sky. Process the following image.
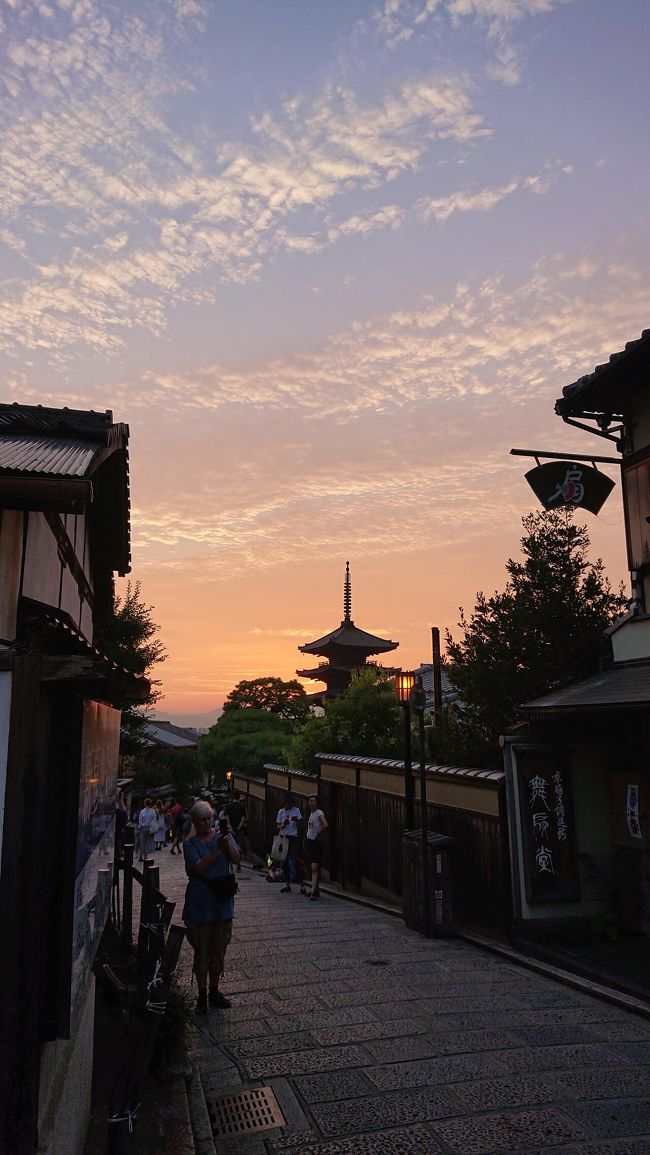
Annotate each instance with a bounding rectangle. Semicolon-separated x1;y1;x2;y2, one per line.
2;0;649;723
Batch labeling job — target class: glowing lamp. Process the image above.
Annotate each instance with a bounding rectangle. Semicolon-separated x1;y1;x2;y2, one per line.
394;672;415;706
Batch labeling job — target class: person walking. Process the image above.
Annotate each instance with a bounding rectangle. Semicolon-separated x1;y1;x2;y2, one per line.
137;796;156;862
304;794;328;901
224;790;264;870
182;801;240;1013
169;798;185;854
276;792;304;894
153;801;166;852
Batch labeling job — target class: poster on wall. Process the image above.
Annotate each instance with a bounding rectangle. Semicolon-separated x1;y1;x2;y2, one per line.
71;699;121;1022
609;774;647;848
516;748;580;903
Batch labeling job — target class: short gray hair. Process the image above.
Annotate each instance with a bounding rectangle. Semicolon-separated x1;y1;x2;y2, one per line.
190;800;213;823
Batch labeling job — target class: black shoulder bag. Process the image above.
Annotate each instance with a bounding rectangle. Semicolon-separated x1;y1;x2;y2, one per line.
204;872;238;900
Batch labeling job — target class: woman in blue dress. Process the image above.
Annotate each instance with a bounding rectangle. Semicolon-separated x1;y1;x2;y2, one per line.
183;800;240;1013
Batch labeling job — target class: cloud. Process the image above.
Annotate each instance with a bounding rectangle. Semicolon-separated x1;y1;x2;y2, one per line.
0;2;492;358
90;249;644;585
371;0;571;87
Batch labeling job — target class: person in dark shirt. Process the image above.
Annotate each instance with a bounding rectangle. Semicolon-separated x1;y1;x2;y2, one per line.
224;791;264;870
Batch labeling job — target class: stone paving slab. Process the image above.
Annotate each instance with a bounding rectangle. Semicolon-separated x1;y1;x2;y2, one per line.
364;1050;508;1089
292;1069;376;1103
310;1085;461;1136
147;853;650;1155
267;1122;442;1153
564;1103;650;1140
545;1068;650;1101
452;1073;560;1112
241;1042;372;1080
492;1042;631;1072
430;1106;588;1152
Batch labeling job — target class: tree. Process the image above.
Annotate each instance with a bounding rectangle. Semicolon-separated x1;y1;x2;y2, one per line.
197;709;294;781
286;667;402;773
127;747;202;800
95;580;167;753
223;676;310;723
438;509;627;766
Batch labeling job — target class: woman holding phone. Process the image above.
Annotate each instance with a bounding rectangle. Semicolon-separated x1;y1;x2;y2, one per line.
183;801;240;1013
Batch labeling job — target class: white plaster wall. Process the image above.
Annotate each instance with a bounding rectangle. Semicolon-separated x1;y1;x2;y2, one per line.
611;617;650;662
37;974;96;1155
60;556;81;625
22;513;61;608
0;509;23;641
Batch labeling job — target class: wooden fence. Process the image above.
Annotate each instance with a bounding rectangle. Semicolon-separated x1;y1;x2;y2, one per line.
105;830;185;1154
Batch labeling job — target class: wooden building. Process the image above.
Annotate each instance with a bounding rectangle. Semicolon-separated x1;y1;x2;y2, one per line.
0;404;147;1155
503;330;650;938
297;562;399;702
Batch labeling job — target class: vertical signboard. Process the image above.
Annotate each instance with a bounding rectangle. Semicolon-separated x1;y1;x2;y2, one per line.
71;700;120;1021
517;748;580;903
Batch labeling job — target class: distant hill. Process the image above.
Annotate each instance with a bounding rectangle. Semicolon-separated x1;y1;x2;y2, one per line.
153;708;222;731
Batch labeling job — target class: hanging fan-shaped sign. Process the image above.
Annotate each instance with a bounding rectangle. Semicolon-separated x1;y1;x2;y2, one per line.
525;461;615;515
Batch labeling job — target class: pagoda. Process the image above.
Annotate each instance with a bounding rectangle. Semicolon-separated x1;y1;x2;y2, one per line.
297;562;399;702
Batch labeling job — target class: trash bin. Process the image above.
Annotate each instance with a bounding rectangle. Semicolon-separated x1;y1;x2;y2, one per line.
402;829;454;937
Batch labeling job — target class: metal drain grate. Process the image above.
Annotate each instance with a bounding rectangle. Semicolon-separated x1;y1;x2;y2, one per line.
207;1087;285;1137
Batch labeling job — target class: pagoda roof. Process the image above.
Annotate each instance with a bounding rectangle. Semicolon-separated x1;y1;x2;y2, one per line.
299;562;399;659
299;621;398;657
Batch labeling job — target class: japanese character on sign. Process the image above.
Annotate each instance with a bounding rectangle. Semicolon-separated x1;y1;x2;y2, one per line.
535;845;554;875
548;467;584;506
532;812;550;838
529;775;549;809
553;770;568;843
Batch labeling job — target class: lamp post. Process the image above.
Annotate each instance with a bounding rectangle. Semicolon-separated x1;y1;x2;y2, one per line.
394;672;415;828
411;674;430;936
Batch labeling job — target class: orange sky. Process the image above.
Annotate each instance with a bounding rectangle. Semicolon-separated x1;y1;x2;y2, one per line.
3;0;645;725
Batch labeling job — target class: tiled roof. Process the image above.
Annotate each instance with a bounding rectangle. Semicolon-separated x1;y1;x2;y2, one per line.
0;402;131;574
314;752;503;782
414;663;462;703
299;621;398;655
556;328;650;415
0;403;124;439
522;661;650;712
0;434;98;477
142;722;197;748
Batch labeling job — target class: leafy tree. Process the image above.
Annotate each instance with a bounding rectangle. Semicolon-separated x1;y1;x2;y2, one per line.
223;676;310;723
437;509;627;766
95;580;167;753
286;667;402;773
197;709;294;781
128;747;202;800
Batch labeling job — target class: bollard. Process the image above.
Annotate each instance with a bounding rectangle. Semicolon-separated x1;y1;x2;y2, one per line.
121;840;134;950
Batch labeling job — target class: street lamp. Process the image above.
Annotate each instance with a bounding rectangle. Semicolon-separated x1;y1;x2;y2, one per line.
394;672;415;828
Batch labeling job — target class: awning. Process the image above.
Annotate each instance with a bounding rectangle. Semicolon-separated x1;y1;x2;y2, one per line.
521;662;650;714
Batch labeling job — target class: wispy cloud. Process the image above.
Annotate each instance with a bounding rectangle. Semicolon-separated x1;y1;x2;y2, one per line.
371;0;572;86
0;1;494;358
101;250;647;590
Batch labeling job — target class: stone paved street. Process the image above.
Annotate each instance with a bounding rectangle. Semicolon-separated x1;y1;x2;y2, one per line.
150;848;650;1155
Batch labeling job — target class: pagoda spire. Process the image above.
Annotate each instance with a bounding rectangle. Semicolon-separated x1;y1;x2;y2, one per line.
343;560;352;624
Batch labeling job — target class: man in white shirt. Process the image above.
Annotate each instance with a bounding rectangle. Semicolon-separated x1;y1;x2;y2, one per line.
304;795;328;901
276;792;304;894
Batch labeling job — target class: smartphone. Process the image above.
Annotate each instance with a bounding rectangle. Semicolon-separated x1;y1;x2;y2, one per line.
219;818;229;836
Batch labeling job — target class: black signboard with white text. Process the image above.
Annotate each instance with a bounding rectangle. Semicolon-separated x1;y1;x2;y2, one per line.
516;748;580;904
525;461;615;515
